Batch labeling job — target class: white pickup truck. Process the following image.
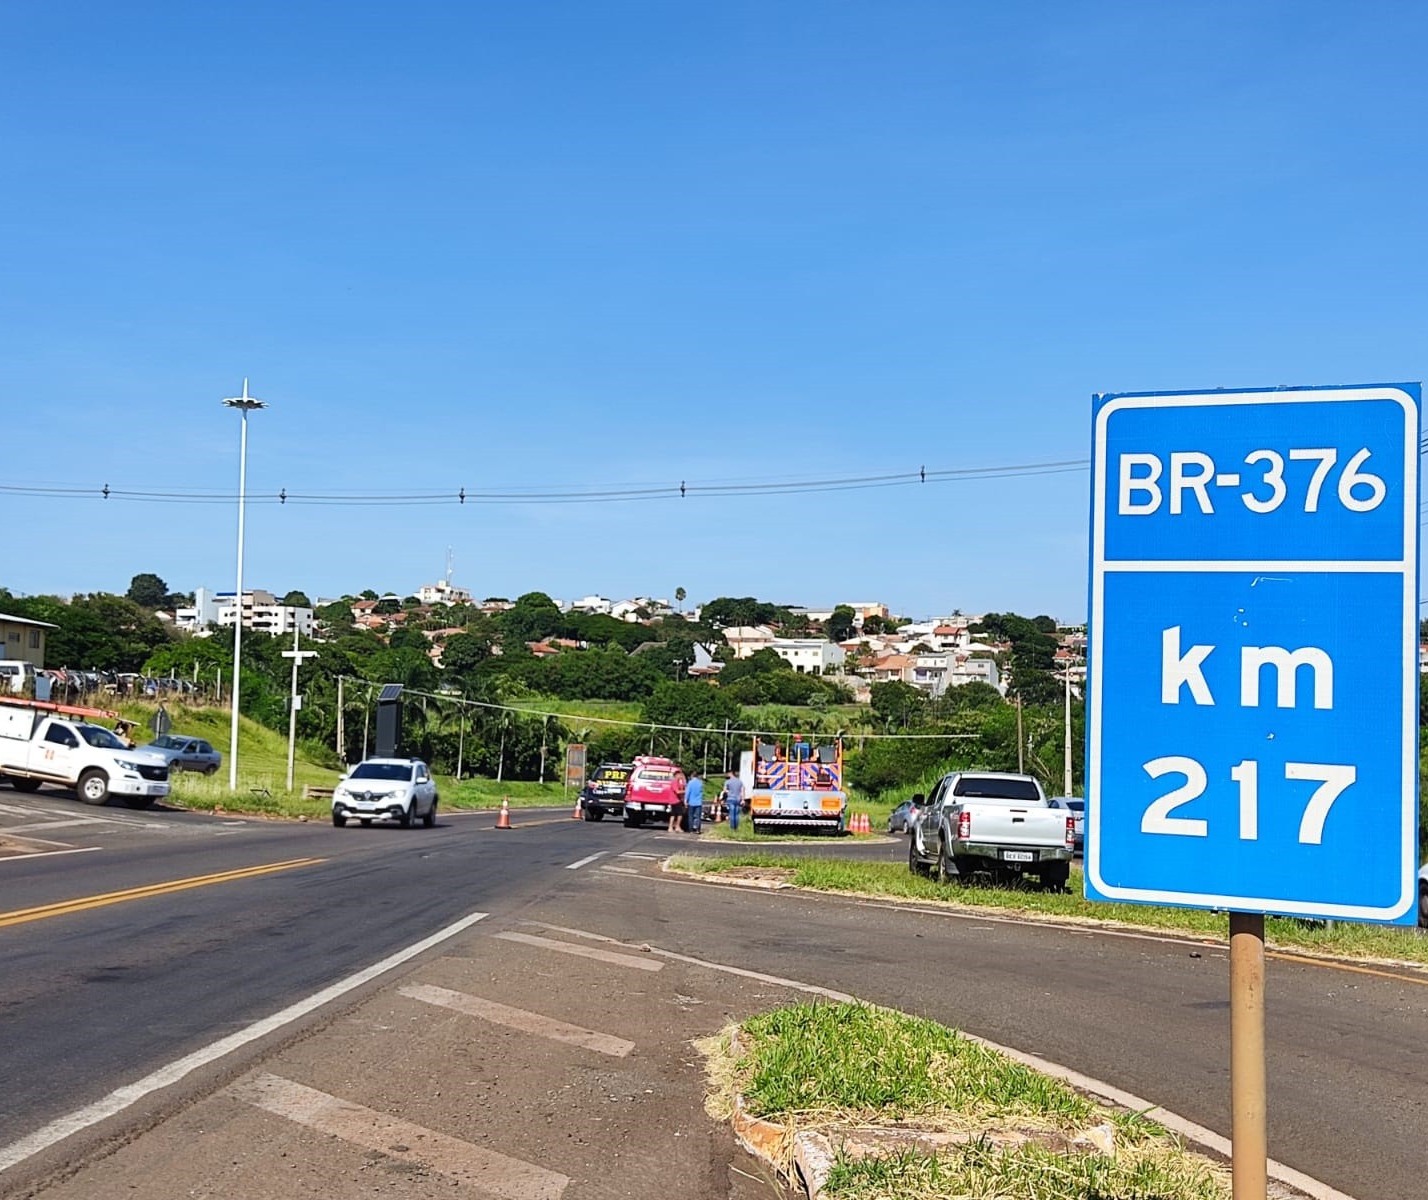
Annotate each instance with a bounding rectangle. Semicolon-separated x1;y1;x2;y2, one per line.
0;701;171;808
908;770;1074;890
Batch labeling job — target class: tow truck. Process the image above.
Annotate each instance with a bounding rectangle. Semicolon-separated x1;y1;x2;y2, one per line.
746;735;846;833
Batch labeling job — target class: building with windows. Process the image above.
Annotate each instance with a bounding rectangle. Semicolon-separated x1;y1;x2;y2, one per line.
176;588;314;637
416;579;472;606
770;638;845;676
0;612;57;667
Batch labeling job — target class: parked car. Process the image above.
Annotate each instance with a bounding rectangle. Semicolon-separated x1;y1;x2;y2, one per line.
1419;862;1427;928
1046;796;1084;851
887;797;922;833
142;734;222;774
909;771;1074;890
580;762;634;822
331;758;439;828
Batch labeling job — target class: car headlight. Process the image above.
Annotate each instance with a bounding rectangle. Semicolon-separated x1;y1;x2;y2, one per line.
117;759;145;772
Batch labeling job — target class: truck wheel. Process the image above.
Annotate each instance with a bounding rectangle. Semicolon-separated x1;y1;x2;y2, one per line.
423;799;437;828
78;770;110;806
589;808;605;821
582;806;597;821
623;812;639;827
1040;862;1070;892
953;855;977;883
937;843;955;884
333;812;347;827
11;777;42;793
908;837;928;877
398;805;412;829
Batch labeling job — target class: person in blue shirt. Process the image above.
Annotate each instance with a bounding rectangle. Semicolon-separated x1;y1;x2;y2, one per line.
720;771;745;831
684;770;704;834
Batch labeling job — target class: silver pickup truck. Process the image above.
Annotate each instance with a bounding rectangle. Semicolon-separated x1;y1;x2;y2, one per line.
908;770;1074;890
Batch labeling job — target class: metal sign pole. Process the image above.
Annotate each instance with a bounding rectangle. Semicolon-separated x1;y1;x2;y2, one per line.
1230;912;1267;1200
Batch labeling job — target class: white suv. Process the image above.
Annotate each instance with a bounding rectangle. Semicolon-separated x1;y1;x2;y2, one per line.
331;758;439;828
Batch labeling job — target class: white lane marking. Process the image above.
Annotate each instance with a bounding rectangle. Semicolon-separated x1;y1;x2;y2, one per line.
3;819;111;834
618;852;661;860
523;921;1357;1200
599;866;641;876
0;846;102;863
564;851;606;871
0;911;490;1175
233;1073;568;1200
494;931;663;972
400;983;634;1057
526;923;851;1001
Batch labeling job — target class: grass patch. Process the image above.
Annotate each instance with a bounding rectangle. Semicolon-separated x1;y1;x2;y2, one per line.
672;854;1428;966
739;1003;1094;1129
717;1002;1228;1200
824;1139;1226;1200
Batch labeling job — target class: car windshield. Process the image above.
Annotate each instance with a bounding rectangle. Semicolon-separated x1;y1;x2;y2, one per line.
349;763;413;782
79;725;126;750
636;770;672;782
952;777;1042;802
150;735;185;749
1067;799;1085;812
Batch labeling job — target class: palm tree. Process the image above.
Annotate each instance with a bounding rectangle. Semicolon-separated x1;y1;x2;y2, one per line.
675;586;687;613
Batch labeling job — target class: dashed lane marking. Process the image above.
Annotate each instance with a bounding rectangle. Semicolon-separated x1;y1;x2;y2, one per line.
598;866;641;876
233;1073;568;1200
618;852;661;860
494;930;663;972
400;983;634;1057
0;911;490;1176
564;851;605;870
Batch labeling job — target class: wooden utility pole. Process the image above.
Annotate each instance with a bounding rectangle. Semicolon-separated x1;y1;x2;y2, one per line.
1016;694;1025;773
1230;913;1268;1200
336;676;346;765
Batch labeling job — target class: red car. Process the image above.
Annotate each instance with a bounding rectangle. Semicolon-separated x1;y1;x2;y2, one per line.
621;756;686;828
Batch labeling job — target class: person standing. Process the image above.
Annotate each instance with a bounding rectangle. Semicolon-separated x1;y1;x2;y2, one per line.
721;770;745;831
685;769;704;834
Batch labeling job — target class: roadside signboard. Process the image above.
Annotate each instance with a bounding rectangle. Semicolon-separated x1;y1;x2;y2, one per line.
565;743;587;790
1087;384;1420;924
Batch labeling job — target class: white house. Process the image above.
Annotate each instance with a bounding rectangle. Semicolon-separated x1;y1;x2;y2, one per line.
417;579;472;606
770;638;845;676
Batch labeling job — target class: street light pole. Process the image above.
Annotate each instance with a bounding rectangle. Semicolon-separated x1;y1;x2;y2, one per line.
222;379;266;791
1063;667;1073;797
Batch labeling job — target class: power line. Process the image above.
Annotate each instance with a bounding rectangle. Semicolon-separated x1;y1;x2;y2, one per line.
0;458;1088;507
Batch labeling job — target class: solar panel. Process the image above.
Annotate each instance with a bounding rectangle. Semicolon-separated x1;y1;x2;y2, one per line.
377;683;404;702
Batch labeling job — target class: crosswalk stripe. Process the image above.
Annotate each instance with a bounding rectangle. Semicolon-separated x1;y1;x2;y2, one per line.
233;1073;568;1200
494;931;663;972
400;984;634;1057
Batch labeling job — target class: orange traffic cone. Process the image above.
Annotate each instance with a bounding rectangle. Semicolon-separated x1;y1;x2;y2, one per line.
496;798;512;830
859;813;870;834
572;796;582;820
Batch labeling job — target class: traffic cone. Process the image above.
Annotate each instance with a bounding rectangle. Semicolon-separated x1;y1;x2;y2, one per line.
859;813;870;834
572;796;582;820
496;798;512;830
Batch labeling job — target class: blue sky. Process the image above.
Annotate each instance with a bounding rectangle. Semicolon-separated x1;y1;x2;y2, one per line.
4;3;1425;620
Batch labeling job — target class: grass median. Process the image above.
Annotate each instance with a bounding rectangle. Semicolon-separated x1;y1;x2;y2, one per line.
671;852;1428;966
705;1001;1227;1200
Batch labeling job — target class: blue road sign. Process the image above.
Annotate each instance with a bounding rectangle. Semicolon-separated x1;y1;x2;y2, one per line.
1087;384;1421;924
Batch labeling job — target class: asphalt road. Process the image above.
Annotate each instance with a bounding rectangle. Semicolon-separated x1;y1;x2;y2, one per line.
1;796;1425;1198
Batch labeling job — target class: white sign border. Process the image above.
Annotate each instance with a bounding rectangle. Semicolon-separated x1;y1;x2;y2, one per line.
1088;386;1419;921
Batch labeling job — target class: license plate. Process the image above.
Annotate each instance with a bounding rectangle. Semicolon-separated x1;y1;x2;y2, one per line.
1002;850;1035;863
148;784;167;795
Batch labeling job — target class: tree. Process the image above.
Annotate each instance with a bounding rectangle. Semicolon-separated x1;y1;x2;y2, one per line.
442;632;494;678
500;592;565;644
674;586;686;612
870;681;927;729
126;573;170;609
826;605;857;643
282;590;312;607
862;614;884;635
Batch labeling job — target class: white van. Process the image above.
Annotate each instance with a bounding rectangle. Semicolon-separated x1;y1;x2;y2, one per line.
0;661;38;695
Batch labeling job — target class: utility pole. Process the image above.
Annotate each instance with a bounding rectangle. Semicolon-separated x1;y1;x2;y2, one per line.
1016;694;1025;773
1063;668;1073;797
281;626;318;792
336;676;345;765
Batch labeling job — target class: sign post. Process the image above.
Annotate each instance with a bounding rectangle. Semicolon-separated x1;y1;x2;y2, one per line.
1088;383;1420;1198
